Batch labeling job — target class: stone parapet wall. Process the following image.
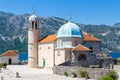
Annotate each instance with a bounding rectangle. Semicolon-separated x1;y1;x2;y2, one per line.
59;58;113;69
53;66;113;80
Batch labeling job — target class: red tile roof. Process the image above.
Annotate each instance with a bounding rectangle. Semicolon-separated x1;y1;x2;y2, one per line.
83;32;101;42
38;34;57;43
38;32;101;43
1;50;18;56
72;44;91;51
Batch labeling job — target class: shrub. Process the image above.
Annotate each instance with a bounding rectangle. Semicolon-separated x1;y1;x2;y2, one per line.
0;63;7;69
79;70;89;79
63;71;68;76
102;70;117;80
2;63;7;69
101;76;113;80
107;71;117;80
0;63;3;68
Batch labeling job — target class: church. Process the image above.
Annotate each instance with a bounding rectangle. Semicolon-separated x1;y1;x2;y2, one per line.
28;14;102;68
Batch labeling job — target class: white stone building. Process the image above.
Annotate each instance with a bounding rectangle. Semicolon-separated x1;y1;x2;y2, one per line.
0;50;19;64
28;14;101;68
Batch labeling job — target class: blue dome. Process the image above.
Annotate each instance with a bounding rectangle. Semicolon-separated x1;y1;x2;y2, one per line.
57;22;83;38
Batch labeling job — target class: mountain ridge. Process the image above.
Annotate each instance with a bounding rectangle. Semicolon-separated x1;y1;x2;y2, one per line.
0;11;120;53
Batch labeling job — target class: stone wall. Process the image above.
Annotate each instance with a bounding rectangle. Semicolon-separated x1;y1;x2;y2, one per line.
84;41;101;53
53;66;113;80
58;58;113;69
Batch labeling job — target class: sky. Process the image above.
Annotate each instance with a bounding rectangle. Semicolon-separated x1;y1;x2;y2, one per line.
0;0;120;25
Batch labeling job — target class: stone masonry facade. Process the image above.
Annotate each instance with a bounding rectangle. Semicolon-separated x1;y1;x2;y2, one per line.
52;66;114;80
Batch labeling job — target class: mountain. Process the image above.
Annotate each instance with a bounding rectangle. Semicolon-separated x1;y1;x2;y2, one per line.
81;24;120;52
0;11;120;53
113;22;120;27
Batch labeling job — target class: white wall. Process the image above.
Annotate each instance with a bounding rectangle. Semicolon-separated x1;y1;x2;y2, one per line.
55;49;65;65
38;42;54;68
57;37;72;47
65;50;72;62
1;56;19;64
57;37;83;48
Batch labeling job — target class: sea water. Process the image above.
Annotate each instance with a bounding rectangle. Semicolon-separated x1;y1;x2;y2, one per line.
1;52;120;62
110;52;120;58
18;52;120;59
19;52;28;62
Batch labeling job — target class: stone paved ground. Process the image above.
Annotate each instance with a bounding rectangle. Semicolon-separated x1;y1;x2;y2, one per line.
0;68;22;80
1;65;120;80
0;65;94;80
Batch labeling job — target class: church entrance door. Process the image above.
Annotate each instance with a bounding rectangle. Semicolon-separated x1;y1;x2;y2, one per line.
8;58;12;65
43;60;45;67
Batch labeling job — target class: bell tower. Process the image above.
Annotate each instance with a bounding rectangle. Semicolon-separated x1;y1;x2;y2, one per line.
28;13;39;68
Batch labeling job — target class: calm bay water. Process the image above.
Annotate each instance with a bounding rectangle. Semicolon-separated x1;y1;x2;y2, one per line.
19;52;28;62
18;52;120;61
110;52;120;58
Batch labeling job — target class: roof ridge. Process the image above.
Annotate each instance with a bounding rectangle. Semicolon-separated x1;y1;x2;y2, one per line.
38;34;57;43
1;50;18;56
72;44;91;51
